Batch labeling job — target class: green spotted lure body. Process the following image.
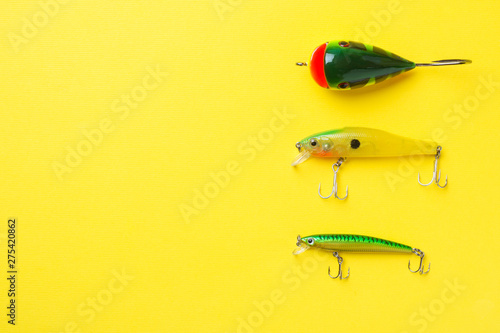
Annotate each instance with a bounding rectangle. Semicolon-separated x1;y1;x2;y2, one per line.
293;234;430;280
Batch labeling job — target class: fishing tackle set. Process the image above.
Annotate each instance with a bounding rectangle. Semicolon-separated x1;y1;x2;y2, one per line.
291;40;471;280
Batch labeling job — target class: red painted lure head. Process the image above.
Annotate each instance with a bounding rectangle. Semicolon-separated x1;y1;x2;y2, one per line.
309;43;329;89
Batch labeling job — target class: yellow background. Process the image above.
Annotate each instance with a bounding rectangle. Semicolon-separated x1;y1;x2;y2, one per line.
0;1;499;332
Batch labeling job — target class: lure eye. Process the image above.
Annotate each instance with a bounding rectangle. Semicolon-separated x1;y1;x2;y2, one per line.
310;139;318;147
307;238;314;245
338;82;350;89
338;41;350;47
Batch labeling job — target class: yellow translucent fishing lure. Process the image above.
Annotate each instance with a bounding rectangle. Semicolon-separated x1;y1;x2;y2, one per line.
292;127;447;199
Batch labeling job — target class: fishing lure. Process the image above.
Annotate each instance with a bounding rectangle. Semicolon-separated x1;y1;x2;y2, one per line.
292;127;447;199
296;40;471;90
293;234;430;280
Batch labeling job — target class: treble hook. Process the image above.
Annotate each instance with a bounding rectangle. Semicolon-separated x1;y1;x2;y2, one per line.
408;248;431;275
418;146;448;188
328;252;350;280
318;158;348;200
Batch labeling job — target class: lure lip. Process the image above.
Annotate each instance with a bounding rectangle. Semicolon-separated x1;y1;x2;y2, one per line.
293;235;310;255
291;150;311;166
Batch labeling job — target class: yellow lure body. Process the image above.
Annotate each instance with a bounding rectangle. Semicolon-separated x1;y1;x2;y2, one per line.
292;127;437;165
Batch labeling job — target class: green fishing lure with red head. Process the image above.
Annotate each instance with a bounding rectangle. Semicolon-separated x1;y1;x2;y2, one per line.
297;40;471;90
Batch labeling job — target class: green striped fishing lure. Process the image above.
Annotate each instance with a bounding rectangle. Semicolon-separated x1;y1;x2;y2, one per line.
293;234;430;280
297;40;471;90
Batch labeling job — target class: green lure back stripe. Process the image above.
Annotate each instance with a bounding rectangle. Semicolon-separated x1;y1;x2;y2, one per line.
348;41;367;51
349;78;370;89
305;234;413;253
372;46;389;57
